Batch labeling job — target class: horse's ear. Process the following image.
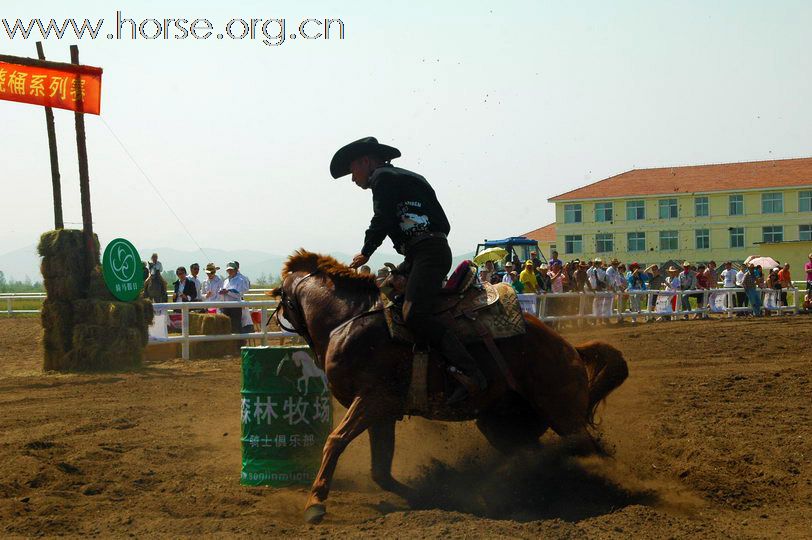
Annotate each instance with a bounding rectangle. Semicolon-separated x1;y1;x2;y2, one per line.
268;288;282;297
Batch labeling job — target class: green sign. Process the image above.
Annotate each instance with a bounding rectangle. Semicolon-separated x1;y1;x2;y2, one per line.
102;238;142;302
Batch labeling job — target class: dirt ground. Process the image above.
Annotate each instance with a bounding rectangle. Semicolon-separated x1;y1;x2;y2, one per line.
1;315;811;538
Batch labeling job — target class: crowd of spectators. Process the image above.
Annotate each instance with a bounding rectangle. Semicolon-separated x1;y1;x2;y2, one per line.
144;253;254;333
477;250;812;318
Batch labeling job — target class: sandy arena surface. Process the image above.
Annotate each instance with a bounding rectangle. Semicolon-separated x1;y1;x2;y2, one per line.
1;316;811;538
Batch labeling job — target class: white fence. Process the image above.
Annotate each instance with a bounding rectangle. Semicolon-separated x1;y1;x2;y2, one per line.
519;287;803;322
149;299;298;360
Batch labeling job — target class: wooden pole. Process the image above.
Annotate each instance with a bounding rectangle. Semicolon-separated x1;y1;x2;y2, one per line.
70;45;95;271
35;41;64;230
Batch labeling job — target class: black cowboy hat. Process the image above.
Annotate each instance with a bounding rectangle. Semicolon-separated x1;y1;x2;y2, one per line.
330;136;401;179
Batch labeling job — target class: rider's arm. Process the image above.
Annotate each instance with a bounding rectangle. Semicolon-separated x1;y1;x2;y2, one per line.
361;177;399;258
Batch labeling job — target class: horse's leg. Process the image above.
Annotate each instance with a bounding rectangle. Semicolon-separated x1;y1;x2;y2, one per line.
304;395;378;524
475;408;547;455
368;418;415;500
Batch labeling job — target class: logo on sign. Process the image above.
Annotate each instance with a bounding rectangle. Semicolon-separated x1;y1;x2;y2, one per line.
102;238;142;302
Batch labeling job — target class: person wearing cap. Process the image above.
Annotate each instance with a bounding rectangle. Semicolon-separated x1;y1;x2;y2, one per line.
626;262;646;313
219;262;252;334
678;262;697;316
201;263;223;304
537;263;552;293
519;260;540;293
501;261;516;284
331;136;486;404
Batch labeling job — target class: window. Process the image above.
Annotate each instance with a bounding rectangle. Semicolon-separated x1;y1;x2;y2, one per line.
627;232;645;252
564;235;582;254
800;191;812;212
694;196;709;217
800;225;812;241
762;226;783;243
595;233;613;253
658;198;678;219
595;202;613;222
659;230;678;250
626;200;645;220
695;229;709;249
761;192;783;214
730;227;744;248
729;194;743;216
564;204;582;224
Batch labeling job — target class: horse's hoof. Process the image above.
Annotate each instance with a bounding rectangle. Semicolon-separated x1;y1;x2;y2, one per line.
304;504;326;524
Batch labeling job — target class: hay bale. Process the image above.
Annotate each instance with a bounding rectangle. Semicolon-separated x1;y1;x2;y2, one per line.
38;229;149;372
70;324;143;371
188;312;237;359
41;300;74;371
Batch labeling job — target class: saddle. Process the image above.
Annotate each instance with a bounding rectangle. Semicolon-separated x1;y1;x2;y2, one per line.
381;262;526;414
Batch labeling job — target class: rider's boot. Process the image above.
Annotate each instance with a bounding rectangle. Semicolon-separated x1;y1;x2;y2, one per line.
440;332;487;405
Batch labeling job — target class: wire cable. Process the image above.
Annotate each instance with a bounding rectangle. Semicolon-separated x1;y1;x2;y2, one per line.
98;116;210;262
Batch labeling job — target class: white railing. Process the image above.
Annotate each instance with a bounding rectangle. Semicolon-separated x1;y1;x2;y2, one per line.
521;287;802;322
150;299;297;360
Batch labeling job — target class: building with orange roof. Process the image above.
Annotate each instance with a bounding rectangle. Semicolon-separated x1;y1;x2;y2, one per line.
547;157;812;274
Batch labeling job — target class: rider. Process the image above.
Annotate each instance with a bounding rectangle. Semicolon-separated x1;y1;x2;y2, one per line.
330;136;488;404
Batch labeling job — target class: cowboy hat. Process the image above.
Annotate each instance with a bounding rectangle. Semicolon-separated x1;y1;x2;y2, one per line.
205;262;220;274
667;265;679;272
330;137;401;179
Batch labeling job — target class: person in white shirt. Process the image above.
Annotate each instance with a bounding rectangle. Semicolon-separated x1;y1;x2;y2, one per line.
735;264;747;311
188;263;203;302
201;263;223;307
501;261;515;284
219;262;251;333
720;261;737;288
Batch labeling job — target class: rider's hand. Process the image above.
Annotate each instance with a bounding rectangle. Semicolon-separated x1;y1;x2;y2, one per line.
350;253;369;269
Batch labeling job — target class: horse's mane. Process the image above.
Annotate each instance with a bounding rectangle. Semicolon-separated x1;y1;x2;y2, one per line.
282;249;378;293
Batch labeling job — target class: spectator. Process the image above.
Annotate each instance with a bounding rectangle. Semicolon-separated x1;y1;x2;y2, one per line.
742;264;762;316
806;253;812;292
530;251;542;268
645;264;664;312
501;261;515;284
201;263;223;304
479;260;495;284
189;263;203;301
778;263;792;308
549;261;566;294
720;262;737;288
358;265;372;275
626;262;646;313
803;289;812;312
219;262;252;334
510;271;524;294
678;261;697;315
549;250;562;268
537;264;552;293
735;264;748;314
705;261;719;289
575;260;590;292
519;260;540;293
767;267;782;310
695;264;709;318
172;266;197;303
376;267;390;287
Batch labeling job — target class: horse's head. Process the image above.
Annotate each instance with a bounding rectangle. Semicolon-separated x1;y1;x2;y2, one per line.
268;273;311;338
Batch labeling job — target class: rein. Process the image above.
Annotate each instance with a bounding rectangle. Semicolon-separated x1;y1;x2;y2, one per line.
271;272;318;350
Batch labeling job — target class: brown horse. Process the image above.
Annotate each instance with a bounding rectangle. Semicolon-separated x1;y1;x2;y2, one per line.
272;250;629;524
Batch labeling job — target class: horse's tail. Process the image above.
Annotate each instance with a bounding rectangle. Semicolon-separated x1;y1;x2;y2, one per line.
576;341;629;426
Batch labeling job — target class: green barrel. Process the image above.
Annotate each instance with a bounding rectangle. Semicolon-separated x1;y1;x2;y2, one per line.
240;346;332;487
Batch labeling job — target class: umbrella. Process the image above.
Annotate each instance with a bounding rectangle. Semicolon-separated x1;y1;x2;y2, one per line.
473;247;508;266
743;255;781;270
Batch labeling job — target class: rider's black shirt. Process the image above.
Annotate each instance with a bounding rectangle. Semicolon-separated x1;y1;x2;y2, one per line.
361;164;451;257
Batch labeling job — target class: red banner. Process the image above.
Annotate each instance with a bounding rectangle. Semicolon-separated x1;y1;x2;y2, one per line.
0;60;102;115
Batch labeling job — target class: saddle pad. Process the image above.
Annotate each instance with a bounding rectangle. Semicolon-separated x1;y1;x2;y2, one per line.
385;282;526;344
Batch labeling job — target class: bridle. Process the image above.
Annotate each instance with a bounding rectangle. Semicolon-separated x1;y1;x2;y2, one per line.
269;271;318;349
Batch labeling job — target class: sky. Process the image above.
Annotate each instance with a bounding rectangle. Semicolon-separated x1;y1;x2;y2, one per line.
2;0;812;268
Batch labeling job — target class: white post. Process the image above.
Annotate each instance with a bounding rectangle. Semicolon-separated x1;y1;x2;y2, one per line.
538;294;548;320
181;305;190;360
260;306;268;346
6;297;11;316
